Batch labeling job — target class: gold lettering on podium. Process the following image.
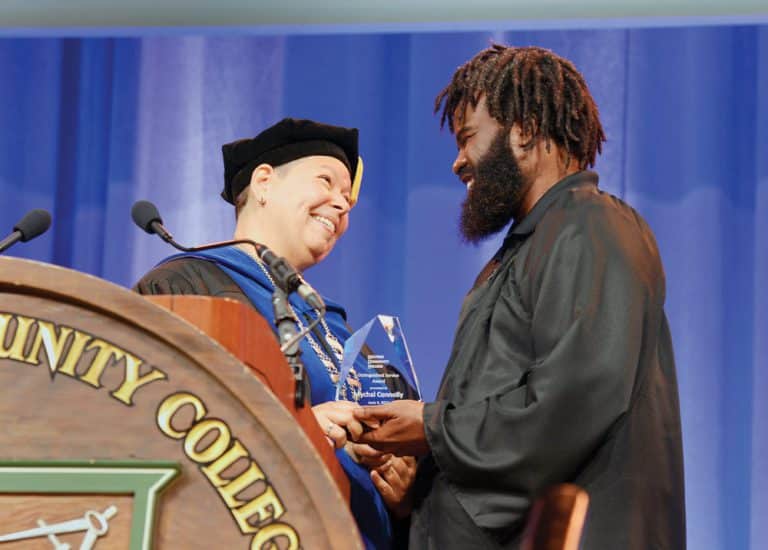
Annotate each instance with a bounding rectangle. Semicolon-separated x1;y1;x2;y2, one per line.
24;320;73;372
157;392;207;439
0;312;167;406
215;461;267;508
57;330;92;377
231;486;286;533
0;314;35;361
251;523;300;550
156;392;299;547
201;439;249;488
79;338;125;388
184;419;232;463
111;353;167;405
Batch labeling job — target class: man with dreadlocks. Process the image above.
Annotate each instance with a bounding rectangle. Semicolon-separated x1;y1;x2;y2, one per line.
355;45;685;549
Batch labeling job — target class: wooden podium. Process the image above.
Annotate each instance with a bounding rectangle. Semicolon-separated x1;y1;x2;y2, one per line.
0;257;362;549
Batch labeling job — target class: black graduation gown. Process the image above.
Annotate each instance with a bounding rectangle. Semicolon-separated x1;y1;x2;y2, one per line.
411;171;686;549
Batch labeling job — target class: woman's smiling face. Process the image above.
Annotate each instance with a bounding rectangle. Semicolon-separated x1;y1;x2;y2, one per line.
247;155;352;271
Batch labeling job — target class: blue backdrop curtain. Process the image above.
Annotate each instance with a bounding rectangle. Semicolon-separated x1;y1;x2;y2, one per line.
0;25;766;549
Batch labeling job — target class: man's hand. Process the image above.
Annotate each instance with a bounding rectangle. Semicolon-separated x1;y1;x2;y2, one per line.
354;400;430;457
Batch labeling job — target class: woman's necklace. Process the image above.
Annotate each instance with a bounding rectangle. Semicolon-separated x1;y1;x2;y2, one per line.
252;257;362;402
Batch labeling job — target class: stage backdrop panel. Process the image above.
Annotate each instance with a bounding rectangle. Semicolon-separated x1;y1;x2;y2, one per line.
0;25;766;549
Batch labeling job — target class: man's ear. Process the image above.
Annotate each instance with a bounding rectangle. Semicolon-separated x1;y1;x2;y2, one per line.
508;119;539;152
508;123;537;158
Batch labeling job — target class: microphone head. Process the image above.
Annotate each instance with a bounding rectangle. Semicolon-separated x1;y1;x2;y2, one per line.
131;200;162;234
13;209;52;242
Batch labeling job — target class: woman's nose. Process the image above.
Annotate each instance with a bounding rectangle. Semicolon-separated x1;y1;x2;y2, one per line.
331;190;350;214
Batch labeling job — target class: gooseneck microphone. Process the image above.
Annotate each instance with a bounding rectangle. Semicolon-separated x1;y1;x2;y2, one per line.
130;200;175;244
130;200;325;311
271;287;309;406
0;209;52;254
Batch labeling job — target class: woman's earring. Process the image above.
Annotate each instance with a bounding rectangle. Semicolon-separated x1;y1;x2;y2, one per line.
256;196;267;207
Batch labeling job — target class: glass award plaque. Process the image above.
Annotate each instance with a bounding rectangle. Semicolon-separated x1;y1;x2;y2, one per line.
336;315;421;404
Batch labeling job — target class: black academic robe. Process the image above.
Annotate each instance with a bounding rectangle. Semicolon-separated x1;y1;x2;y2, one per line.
134;256;250;302
411;171;686;549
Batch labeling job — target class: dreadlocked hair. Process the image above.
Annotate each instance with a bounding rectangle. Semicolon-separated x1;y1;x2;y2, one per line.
435;44;606;169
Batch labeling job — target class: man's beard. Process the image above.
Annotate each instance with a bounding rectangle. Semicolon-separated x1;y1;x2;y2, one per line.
459;129;530;244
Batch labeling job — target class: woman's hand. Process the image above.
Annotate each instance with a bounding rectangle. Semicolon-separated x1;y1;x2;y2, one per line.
371;455;417;518
346;442;391;469
312;401;365;449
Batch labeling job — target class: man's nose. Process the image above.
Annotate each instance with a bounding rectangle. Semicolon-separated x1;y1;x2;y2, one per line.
452;151;467;176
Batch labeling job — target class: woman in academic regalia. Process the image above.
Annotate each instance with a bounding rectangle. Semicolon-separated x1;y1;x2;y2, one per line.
135;118;415;550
